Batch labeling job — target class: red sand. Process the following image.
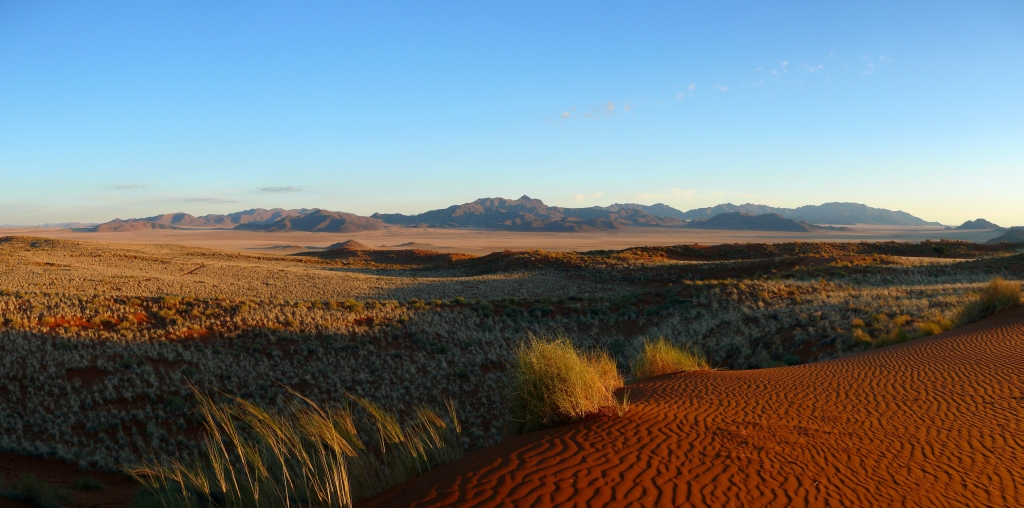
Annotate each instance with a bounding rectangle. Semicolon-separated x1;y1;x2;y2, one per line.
361;306;1024;507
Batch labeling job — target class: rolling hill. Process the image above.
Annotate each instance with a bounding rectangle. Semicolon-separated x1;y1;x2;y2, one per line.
985;228;1024;244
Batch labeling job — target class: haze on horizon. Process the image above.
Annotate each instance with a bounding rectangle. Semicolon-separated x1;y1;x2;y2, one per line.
1;1;1022;227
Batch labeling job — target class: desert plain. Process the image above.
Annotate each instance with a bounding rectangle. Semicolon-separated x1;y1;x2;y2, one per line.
0;229;1021;507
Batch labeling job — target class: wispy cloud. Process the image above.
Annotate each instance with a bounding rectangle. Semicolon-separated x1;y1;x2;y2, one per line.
556;100;635;121
573;191;605;203
676;83;697;99
112;184;146;190
671;188;697;197
257;186;304;194
184;197;238;204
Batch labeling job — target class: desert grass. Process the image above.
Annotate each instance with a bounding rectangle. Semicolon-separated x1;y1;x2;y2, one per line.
0;237;1021;470
956;277;1022;325
506;335;625;435
125;387;461;508
0;474;71;508
632;337;710;381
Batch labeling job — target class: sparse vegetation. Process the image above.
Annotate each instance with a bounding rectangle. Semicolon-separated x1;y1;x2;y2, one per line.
70;476;105;491
631;337;709;381
956;277;1022;325
0;474;71;508
0;236;1021;472
126;387;461;507
506;336;625;434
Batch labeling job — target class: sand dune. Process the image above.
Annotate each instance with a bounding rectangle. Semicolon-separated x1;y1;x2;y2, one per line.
361;306;1024;507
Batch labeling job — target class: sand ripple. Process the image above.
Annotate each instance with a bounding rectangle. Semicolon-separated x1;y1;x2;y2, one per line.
361;306;1024;507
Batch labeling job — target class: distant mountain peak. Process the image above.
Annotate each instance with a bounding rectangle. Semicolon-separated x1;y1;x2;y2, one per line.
948;218;1001;230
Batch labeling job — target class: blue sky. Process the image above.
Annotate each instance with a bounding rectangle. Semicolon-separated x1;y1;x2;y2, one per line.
1;1;1022;226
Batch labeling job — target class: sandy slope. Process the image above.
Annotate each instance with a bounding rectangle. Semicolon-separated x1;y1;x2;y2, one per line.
361;306;1024;507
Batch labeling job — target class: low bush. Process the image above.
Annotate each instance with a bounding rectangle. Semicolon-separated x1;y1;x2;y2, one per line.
506;336;625;434
957;277;1021;325
631;337;710;381
70;477;105;491
126;387;462;508
0;474;71;508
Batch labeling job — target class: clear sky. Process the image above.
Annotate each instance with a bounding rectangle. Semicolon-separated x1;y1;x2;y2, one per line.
1;1;1022;226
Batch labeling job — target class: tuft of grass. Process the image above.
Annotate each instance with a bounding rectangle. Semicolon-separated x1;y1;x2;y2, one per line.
0;474;71;508
957;277;1021;326
70;476;105;491
631;337;710;381
506;335;626;435
125;385;462;508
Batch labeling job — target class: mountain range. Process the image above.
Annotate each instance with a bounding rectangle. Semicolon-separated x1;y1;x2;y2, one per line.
73;197;947;233
685;212;843;232
84;208;312;232
373;196;684;232
626;202;942;226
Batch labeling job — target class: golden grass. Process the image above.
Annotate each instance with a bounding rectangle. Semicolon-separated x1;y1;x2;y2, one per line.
631;337;710;381
957;277;1022;326
506;335;626;434
125;386;462;508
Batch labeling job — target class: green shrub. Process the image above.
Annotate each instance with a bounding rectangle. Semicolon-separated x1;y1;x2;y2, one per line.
957;277;1021;325
506;336;625;434
631;337;709;381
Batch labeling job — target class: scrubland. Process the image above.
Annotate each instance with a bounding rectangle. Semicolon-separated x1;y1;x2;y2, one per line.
0;235;1021;480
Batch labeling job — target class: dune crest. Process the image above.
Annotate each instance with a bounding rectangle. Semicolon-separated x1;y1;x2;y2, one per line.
361;307;1024;507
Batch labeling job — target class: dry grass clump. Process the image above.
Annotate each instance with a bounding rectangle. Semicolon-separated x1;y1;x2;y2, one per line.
506;336;625;434
957;277;1021;325
126;387;462;508
632;337;710;381
0;474;71;508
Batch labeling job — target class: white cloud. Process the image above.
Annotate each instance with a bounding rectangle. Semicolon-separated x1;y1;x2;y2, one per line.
716;85;728;92
560;111;571;119
573;192;604;203
806;64;823;72
112;184;146;190
688;83;696;90
671;188;697;197
257;186;304;194
184;197;238;204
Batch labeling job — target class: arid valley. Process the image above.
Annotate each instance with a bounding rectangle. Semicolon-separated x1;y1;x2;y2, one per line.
1;220;1022;506
4;2;1024;506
